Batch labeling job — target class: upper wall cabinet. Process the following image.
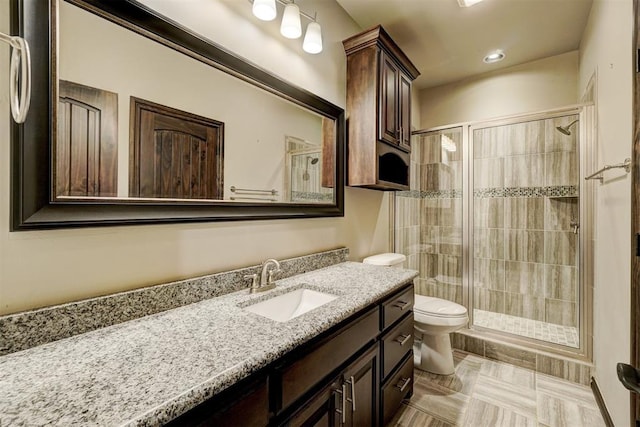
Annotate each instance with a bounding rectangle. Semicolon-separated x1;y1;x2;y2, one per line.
343;26;420;191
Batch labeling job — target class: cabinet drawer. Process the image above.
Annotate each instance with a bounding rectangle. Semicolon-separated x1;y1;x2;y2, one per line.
381;313;413;379
381;285;414;330
381;353;414;426
167;377;268;427
279;307;379;411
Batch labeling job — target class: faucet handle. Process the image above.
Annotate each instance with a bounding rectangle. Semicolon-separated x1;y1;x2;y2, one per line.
267;268;281;285
243;273;259;289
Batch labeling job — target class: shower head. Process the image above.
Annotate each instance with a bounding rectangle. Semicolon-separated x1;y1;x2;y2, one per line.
303;156;319;181
556;119;579;136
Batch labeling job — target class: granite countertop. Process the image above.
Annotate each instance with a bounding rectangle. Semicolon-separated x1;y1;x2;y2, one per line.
0;262;417;426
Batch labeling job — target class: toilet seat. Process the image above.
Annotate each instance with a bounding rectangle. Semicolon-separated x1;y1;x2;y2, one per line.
414;295;467;327
414;295;467;316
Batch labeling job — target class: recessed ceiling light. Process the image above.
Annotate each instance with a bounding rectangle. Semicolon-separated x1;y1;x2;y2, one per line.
457;0;484;7
483;50;505;63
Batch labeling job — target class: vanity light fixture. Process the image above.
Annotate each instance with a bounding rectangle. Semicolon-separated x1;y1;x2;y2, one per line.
250;0;323;54
252;0;277;21
280;2;302;39
483;49;505;63
303;21;322;54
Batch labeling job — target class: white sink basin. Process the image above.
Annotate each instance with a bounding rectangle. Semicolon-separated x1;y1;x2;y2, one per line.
243;288;338;322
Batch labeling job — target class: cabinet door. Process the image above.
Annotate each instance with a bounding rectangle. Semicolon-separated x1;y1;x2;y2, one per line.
398;73;412;151
285;377;342;427
343;345;379;427
378;51;399;146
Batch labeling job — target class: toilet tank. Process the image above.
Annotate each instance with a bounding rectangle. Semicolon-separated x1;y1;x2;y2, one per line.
362;253;406;268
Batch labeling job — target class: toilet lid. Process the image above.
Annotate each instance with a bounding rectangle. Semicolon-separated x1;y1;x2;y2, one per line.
414;295;467;317
362;253;406;266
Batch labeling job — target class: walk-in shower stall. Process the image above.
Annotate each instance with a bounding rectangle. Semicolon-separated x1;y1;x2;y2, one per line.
394;105;595;359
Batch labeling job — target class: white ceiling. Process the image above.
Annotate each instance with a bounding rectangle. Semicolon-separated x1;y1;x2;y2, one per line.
335;0;593;89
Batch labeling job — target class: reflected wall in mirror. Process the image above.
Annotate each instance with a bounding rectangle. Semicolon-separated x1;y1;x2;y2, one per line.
11;0;344;230
55;0;334;204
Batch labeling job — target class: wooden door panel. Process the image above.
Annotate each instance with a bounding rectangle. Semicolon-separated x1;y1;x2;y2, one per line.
379;51;399;146
130;97;224;199
57;80;118;197
399;73;412;150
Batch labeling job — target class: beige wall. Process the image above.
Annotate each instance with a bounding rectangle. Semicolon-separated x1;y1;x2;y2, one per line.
418;51;579;129
578;0;634;424
0;0;392;315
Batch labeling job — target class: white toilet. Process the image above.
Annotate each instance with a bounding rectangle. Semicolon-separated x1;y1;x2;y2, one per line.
362;253;468;376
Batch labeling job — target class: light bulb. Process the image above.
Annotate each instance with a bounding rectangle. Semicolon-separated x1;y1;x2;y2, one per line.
303;21;322;54
252;0;276;21
280;3;302;39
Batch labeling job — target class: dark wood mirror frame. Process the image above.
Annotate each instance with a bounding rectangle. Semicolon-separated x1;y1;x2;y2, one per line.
10;0;345;230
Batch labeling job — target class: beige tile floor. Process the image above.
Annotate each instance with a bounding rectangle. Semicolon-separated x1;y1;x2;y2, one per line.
388;350;606;427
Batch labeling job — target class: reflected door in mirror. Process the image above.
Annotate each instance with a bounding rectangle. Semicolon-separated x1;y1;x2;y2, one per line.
56;80;118;197
130;98;224;200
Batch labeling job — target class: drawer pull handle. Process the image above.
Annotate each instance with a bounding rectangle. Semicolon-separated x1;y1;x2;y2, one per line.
335;384;347;424
346;375;356;411
395;376;412;393
395;333;411;346
393;300;410;310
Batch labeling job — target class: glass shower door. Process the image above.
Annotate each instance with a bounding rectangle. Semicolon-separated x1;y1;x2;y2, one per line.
395;127;464;304
470;114;580;348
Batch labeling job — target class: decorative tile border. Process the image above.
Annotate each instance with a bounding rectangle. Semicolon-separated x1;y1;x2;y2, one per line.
397;189;463;199
397;186;577;199
291;191;333;201
0;247;349;355
474;186;578;198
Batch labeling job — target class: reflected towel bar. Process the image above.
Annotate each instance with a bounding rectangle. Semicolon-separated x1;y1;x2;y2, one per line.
230;196;277;202
230;186;278;195
585;158;631;183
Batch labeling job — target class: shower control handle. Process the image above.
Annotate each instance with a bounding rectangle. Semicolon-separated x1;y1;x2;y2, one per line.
570;220;579;234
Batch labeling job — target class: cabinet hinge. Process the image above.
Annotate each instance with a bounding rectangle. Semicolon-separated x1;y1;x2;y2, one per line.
636;233;640;257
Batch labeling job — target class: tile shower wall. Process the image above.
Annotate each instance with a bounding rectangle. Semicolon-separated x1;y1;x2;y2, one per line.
473;115;579;332
289;153;333;203
396;128;464;304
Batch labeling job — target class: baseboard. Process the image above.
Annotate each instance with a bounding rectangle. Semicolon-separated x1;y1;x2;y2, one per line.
591;377;615;427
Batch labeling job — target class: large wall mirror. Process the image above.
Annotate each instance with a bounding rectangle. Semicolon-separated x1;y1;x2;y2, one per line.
11;0;345;230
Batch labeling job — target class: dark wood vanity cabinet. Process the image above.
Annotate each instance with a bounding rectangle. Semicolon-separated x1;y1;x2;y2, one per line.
343;26;420;191
168;283;414;427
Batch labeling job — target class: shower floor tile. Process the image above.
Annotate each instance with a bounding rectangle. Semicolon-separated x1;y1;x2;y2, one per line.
473;309;579;348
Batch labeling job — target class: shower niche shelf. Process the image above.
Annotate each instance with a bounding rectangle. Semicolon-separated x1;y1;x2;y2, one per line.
343;25;420;191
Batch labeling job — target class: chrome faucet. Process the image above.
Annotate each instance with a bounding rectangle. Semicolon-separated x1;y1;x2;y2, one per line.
245;258;281;293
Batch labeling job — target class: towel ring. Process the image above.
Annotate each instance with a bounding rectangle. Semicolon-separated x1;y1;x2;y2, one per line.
1;33;31;123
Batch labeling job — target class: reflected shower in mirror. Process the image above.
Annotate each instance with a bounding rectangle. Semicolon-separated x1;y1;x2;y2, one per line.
55;0;335;204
